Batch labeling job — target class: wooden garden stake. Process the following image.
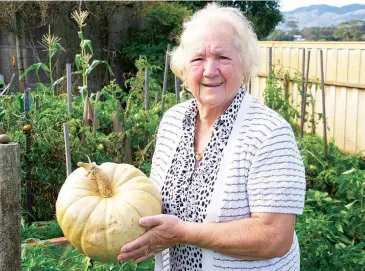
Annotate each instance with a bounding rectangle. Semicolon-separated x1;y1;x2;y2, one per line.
155;89;159;104
34;95;39;111
113;103;132;164
112;106;123;163
92;91;100;137
320;50;328;158
66;63;72;114
175;76;181;103
161;44;171;114
0;142;21;271
63;123;72;176
24;87;33;223
284;73;289;100
144;68;150;144
300;50;311;139
268;47;273;74
300;49;306;138
123;125;133;164
145;68;150;111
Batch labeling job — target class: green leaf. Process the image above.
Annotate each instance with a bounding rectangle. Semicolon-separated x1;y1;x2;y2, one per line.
72;70;84;75
103;93;113;101
81;39;93;54
345;200;359;210
52;76;65;87
52;71;83;88
136;259;153;270
16;94;24;113
335;222;344;233
50;42;66;58
85;60;114;76
75;54;82;70
19;63;50;80
78;86;88;100
342;168;356;175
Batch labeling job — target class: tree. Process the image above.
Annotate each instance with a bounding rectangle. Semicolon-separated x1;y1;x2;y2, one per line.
286;17;299;35
266;30;294;41
301;26;339;41
334;20;365;41
179;1;283;40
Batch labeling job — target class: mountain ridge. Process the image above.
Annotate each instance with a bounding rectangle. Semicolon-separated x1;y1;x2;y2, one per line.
285;4;365;15
277;4;365;30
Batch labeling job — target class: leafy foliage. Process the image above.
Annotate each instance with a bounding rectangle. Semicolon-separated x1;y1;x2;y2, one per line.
263;66;300;131
118;3;191;71
180;1;283;40
22;243;154;271
22;219;63;242
263;72;365;270
0;56;178;222
266;30;295;41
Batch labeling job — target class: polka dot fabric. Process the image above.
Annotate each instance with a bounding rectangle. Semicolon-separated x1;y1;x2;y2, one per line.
161;87;246;270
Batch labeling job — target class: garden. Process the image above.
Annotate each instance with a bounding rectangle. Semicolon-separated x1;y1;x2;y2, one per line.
0;2;364;271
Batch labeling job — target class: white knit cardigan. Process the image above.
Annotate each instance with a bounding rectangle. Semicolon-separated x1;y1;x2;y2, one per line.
150;92;306;271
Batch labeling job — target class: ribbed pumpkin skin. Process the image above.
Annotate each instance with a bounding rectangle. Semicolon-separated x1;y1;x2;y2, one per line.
56;162;162;262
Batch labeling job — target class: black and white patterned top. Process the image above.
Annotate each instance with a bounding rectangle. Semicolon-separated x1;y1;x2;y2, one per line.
161;88;246;271
151;89;305;271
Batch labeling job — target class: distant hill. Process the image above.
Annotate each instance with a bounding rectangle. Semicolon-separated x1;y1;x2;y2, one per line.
277;4;365;30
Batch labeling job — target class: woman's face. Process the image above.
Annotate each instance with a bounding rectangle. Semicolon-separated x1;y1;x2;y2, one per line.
185;23;244;109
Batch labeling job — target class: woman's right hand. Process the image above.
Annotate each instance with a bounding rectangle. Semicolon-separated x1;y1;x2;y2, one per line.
117;214;185;264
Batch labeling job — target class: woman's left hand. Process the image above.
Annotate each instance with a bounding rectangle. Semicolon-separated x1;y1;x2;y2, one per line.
117;214;185;264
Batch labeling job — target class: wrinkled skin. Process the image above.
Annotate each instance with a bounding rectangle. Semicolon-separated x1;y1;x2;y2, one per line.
117;214;185;264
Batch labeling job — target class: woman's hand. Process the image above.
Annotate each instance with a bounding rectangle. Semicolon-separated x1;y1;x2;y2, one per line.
117;214;185;264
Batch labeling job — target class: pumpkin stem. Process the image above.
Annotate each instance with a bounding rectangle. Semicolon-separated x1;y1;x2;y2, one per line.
77;160;113;198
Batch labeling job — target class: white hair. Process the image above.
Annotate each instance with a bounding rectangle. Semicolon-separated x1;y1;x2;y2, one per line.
170;2;259;85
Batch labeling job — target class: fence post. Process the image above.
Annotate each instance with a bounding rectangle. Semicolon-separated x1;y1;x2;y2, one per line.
66;63;72;114
0;142;21;271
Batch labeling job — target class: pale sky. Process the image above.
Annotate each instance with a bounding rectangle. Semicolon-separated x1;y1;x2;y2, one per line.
279;0;365;12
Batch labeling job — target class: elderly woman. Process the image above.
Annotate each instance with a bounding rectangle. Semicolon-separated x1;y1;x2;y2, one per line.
117;3;305;271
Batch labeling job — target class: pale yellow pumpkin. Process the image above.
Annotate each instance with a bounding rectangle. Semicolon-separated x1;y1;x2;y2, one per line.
56;161;162;263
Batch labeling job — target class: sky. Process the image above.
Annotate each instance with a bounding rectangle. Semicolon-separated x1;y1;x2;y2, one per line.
279;0;365;12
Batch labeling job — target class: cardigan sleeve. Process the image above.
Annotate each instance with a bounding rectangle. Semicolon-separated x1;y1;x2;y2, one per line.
247;121;306;215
